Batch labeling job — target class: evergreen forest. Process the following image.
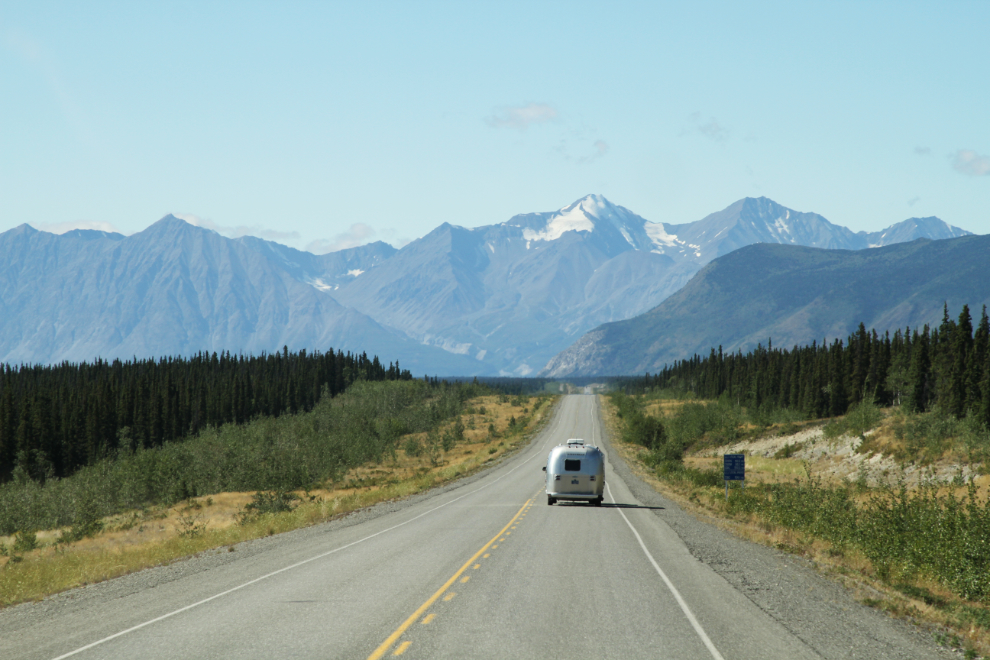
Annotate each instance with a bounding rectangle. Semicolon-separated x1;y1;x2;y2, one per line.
0;348;411;484
625;304;990;426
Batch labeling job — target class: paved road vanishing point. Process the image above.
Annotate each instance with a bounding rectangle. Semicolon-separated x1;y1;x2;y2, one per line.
1;395;952;659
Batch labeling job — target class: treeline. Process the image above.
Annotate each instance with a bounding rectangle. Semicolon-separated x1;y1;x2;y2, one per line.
0;348;411;484
623;304;990;425
0;379;487;535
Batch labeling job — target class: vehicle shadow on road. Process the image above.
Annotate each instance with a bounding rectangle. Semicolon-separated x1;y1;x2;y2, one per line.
601;502;665;510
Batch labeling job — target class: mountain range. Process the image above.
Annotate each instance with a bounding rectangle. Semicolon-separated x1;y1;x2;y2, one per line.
327;195;969;375
0;195;973;374
0;220;479;373
541;234;990;377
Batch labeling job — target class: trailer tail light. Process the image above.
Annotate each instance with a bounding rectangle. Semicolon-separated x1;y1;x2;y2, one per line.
589;475;596;481
555;475;561;481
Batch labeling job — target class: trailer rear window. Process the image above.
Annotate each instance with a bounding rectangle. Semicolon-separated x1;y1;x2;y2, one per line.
564;459;581;471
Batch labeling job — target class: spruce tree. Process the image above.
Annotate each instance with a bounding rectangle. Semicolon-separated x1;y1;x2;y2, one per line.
946;305;973;417
968;306;989;415
982;345;990;427
906;327;932;413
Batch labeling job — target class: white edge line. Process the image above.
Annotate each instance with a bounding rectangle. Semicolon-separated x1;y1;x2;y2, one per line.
605;482;726;660
52;400;568;660
594;394;724;660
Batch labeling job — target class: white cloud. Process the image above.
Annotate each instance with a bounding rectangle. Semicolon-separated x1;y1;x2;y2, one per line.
684;112;730;143
36;220;125;235
952;149;990;176
306;223;377;254
379;227;413;249
578;140;610;164
173;213;301;242
486;103;558;130
554;136;611;164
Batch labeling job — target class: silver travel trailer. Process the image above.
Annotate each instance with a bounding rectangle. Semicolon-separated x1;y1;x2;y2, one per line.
543;438;605;506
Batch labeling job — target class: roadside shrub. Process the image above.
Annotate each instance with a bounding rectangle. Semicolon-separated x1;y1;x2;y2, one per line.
441;429;456;452
243;491;300;517
665;398;742;448
425;430;442;466
823;400;883;442
609;392;641;420
403;437;423;457
623;413;666;450
773;442;803;459
12;531;37;553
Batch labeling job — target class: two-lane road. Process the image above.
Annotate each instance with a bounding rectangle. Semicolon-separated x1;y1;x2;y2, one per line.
0;396;950;659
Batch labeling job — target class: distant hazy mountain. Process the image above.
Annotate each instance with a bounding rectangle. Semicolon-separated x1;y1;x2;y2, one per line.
236;236;397;292
540;235;990;377
0;218;479;373
861;216;971;247
1;196;973;375
664;197;972;261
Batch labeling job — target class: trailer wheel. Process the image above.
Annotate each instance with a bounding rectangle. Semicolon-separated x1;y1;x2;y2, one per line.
547;495;555;506
593;497;603;507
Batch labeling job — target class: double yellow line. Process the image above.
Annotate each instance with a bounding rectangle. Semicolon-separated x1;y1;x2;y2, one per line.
366;497;533;659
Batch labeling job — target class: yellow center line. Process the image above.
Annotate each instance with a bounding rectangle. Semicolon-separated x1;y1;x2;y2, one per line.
460;575;470;583
492;545;498;549
443;592;456;601
366;498;532;660
482;553;490;558
472;564;480;569
421;613;435;625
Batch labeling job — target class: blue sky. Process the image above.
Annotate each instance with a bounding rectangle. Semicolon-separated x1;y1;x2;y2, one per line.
1;1;987;252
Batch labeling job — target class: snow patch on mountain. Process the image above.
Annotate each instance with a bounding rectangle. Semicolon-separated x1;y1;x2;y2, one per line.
421;335;474;355
308;278;336;292
523;198;596;242
644;222;682;249
773;215;794;240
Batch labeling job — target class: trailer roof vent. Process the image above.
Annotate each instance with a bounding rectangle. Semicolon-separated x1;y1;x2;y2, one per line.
566;438;585;446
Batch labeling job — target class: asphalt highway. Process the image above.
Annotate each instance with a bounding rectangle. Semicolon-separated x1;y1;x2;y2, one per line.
0;395;952;659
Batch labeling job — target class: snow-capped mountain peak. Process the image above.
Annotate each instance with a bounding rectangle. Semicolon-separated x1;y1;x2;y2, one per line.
521;194;670;254
522;194;602;242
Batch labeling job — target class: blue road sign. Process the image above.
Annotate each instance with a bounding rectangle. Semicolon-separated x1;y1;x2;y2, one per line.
723;454;745;481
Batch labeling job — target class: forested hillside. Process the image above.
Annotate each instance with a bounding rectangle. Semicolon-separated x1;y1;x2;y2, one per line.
0;348;411;484
544;235;990;377
625;304;990;424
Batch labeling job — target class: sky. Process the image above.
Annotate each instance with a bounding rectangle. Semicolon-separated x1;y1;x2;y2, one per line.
1;1;987;253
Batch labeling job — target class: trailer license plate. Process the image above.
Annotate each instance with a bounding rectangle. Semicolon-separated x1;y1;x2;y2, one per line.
571;479;579;484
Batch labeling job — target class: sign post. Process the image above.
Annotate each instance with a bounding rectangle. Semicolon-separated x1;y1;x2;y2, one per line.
723;454;745;500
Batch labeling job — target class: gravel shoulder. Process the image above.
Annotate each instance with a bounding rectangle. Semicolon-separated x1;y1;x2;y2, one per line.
596;404;957;660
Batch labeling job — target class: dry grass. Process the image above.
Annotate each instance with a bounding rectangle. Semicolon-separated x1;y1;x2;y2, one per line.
0;394;557;608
